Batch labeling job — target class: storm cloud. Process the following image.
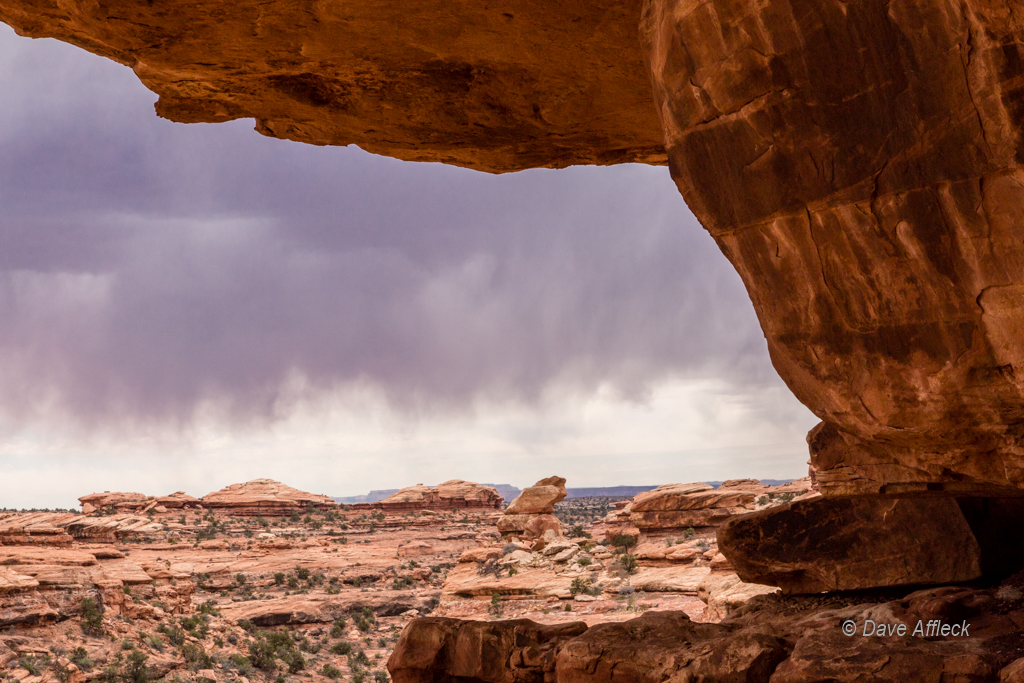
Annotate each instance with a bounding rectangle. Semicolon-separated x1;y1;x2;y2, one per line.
0;25;788;433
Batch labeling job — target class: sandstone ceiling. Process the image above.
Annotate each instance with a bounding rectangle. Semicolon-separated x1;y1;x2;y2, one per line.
0;0;665;172
4;0;1024;496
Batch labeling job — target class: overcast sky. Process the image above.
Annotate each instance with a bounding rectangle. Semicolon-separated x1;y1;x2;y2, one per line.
0;24;819;509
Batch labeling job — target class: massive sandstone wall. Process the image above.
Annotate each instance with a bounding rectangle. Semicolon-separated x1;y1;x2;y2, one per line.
3;0;1024;494
642;0;1024;496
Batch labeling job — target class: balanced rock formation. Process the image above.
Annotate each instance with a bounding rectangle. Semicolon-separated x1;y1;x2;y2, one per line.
201;478;337;516
497;476;566;540
355;480;503;512
504;476;567;514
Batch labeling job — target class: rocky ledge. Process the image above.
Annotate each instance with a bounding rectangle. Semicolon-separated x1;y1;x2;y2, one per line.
390;575;1024;682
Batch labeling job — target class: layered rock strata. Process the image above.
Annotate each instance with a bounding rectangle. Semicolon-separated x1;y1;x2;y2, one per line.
599;479;812;541
356;481;503;512
200;479;337;515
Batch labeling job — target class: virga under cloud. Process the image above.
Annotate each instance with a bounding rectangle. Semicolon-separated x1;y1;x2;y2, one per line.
0;25;818;506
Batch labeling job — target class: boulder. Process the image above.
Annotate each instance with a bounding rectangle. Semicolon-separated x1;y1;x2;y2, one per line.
388;618;588;683
628;566;711;593
697;571;779;622
718;496;983;593
554;611;787;683
497;513;562;539
505;476;567;514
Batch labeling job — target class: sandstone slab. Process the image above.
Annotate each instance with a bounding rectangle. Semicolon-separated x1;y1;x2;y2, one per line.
628;566;711;593
718;496;982;593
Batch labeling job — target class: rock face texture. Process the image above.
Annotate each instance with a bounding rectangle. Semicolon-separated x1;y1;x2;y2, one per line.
393;573;1024;682
201;479;337;515
357;481;503;512
718;496;987;593
642;0;1024;496
0;0;665;173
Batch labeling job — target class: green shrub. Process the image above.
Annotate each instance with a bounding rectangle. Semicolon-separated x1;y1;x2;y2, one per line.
330;641;352;656
321;664;342;679
609;534;637;550
181;644;214;671
123;651;150;683
273;572;285;585
569;578;599;596
228;654;252;675
80;597;104;635
620;553;639;574
70;647;93;671
488;594;503;617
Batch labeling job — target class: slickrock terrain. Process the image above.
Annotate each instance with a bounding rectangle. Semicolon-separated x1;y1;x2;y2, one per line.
1;479;507;683
353;482;503;513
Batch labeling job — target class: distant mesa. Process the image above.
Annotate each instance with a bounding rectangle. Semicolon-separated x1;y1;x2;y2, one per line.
351;480;503;512
199;479;337;516
335;483;521;505
79;479;336;517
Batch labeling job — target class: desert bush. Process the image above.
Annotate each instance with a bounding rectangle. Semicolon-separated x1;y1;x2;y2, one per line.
609;534;637;550
227;654;252;675
321;664;342;679
181;644;214;671
569;578;600;597
488;594;503;617
80;597;104;635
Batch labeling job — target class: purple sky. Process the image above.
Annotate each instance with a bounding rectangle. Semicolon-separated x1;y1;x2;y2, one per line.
0;24;818;508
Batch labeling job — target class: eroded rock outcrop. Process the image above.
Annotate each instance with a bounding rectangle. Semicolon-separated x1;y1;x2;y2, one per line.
357;480;503;512
201;478;337;516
